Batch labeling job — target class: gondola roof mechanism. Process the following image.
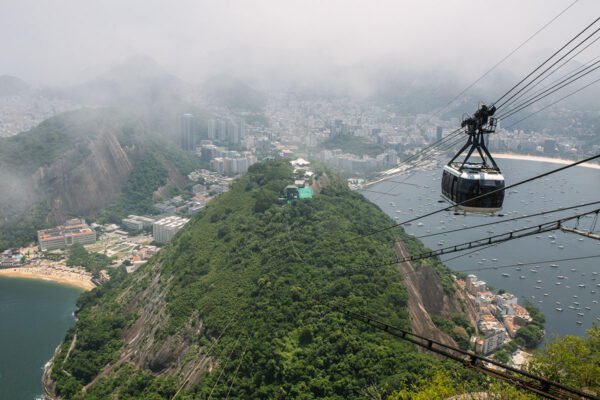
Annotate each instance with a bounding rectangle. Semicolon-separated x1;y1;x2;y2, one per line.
441;104;505;213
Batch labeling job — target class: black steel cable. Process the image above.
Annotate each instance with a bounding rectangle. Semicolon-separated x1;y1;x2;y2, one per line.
498;62;600;120
351;153;600;241
494;16;600;107
367;130;465;199
391;134;466;178
396;209;599;264
499;56;600;117
284;213;597;399
459;253;600;273
496;22;600;111
505;75;600;128
439;243;496;263
421;0;580;124
414;200;600;239
499;54;600;118
327;303;598;400
207;333;244;400
171;317;239;400
224;341;249;400
379;128;462;174
499;35;600;112
371;7;589;192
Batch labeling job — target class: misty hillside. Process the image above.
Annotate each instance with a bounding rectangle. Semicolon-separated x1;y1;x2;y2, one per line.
0;107;201;251
45;159;481;399
0;75;29;97
37;56;186;107
201;75;267;112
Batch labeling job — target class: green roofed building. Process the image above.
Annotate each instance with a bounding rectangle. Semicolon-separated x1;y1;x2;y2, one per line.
298;187;313;199
285;185;313;203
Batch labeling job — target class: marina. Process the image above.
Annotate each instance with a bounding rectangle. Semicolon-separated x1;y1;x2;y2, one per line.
365;158;600;342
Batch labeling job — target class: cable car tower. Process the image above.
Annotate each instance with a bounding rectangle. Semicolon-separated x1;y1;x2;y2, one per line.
441;104;505;213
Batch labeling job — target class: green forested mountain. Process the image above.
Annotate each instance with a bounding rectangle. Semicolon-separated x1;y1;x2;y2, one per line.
321;134;386;157
47;159;484;399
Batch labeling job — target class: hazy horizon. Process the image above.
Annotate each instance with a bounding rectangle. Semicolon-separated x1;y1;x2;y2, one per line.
1;0;598;92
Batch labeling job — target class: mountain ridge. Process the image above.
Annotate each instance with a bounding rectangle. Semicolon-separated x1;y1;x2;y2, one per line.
44;159;478;399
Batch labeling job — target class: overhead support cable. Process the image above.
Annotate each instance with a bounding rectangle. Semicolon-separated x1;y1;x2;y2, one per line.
498;36;600;112
457;254;600;273
417;0;580;126
325;302;599;400
369;128;462;180
367;3;585;190
284;219;598;399
413;200;600;239
560;226;600;240
396;208;599;263
351;153;600;241
494;16;600;108
498;61;600;120
504;76;600;128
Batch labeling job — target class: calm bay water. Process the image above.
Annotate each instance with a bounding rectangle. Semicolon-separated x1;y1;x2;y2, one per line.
364;158;600;344
0;277;81;400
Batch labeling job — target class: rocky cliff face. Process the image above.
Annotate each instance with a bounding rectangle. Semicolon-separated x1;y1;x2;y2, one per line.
395;241;478;347
32;130;139;223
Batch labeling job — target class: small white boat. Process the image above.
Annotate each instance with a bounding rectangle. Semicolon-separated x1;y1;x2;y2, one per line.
555;308;563;312
502;273;510;277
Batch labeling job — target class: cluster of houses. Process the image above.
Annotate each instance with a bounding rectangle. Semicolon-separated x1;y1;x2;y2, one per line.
457;274;533;354
284;158;315;202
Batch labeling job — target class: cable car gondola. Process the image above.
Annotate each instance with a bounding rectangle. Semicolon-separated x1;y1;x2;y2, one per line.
441;104;505;213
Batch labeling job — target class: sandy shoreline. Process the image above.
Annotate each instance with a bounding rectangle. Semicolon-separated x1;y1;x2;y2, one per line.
0;266;96;291
490;153;600;169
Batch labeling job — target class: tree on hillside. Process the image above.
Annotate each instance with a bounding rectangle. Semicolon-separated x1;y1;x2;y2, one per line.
390;326;600;399
515;324;544;348
527;324;600;393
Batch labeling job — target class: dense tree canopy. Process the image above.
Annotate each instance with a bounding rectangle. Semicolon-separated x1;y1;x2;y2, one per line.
51;159;469;399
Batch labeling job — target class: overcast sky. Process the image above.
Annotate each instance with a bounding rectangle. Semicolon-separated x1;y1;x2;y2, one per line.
0;0;598;87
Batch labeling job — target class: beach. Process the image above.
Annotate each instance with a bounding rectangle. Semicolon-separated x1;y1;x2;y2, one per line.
490;153;600;170
0;265;95;291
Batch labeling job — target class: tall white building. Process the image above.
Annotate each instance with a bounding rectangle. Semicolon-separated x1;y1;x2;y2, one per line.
152;216;189;243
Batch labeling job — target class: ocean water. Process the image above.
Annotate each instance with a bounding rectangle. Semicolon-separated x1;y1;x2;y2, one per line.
0;277;81;400
363;158;600;344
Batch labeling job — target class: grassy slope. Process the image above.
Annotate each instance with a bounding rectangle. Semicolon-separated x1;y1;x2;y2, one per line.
51;159;474;399
321;135;385;157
